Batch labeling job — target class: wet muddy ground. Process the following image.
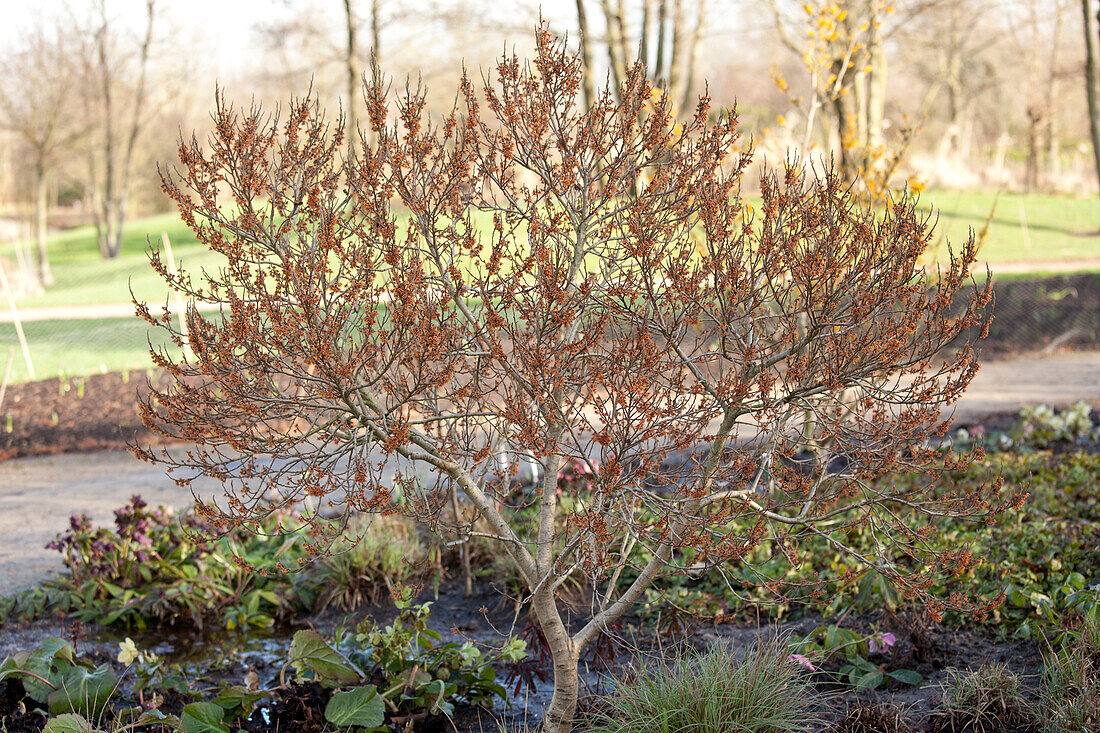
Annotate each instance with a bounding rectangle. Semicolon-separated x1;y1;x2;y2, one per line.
0;577;1046;732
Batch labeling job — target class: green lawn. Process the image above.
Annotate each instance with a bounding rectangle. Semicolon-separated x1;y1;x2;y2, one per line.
0;213;220;310
918;189;1100;269
0;190;1096;384
0;316;179;384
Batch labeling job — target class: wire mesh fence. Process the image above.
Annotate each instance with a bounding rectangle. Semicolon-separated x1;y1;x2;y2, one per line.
1;262;1099;386
952;272;1100;359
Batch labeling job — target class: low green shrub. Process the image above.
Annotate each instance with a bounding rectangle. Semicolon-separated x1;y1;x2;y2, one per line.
0;601;527;733
15;495;313;630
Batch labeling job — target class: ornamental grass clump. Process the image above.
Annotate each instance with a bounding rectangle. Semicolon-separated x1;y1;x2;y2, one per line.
1039;617;1100;733
928;664;1036;733
137;25;1008;732
586;637;822;733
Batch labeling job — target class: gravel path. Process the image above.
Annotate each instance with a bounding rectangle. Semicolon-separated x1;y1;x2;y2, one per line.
2;351;1098;592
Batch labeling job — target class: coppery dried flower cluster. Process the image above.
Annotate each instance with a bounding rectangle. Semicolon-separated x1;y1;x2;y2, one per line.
137;27;1002;732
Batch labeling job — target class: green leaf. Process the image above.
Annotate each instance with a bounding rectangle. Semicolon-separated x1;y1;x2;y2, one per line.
46;664;118;717
887;669;923;685
4;638;75;703
211;685;268;718
856;571;875;607
288;630;362;686
181;702;229;733
43;714;101;733
324;685;385;728
853;668;883;690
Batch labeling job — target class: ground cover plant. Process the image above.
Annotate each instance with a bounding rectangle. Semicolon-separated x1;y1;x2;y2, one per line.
1;433;1098;730
129;26;1019;732
0;495;313;631
0;599;528;733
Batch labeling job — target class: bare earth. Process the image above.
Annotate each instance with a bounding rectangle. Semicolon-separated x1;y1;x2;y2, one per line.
1;351;1098;593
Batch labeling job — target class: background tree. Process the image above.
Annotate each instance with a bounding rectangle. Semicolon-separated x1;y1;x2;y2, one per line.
0;18;86;286
74;0;159;259
141;29;1005;733
575;0;708;110
1084;0;1100;193
767;0;915;186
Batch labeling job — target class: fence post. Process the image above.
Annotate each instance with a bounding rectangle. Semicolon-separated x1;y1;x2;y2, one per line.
0;263;35;381
160;232;190;351
0;348;13;411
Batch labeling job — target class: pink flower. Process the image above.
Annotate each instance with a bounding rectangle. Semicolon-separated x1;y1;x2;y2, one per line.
789;653;815;672
869;632;897;654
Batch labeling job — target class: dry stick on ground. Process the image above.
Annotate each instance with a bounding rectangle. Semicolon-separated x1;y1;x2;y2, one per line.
0;264;35;381
0;348;13;412
136;28;1013;733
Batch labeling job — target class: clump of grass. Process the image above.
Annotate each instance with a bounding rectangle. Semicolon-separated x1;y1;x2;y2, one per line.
927;663;1036;733
585;636;822;733
832;702;915;733
306;514;427;612
1038;617;1100;733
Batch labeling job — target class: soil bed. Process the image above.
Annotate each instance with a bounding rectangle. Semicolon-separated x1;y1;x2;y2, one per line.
0;370;175;461
0;578;1046;732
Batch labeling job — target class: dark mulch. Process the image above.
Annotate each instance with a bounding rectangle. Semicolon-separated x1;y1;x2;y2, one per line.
0;369;175;461
0;679;45;733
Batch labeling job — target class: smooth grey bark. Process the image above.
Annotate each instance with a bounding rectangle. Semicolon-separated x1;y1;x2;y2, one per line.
33;162;52;287
1084;0;1100;193
576;0;596;110
93;0;155;259
343;0;361;156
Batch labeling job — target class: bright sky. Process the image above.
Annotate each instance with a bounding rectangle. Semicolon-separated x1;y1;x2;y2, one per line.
1;0;280;72
0;0;585;75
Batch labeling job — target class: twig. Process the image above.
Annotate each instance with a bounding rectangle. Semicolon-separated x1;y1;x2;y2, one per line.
0;264;34;380
0;347;12;412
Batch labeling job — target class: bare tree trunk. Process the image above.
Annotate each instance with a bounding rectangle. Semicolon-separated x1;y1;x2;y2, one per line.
1045;2;1065;186
939;6;964;157
95;0;115;259
32;159;53;287
640;0;653;71
371;0;380;58
1024;105;1043;192
575;0;596;110
679;0;706;111
343;0;360;157
668;0;685;104
864;2;885;151
1083;0;1100;193
532;587;580;733
655;0;668;84
111;0;155;258
832;57;859;181
598;0;628;94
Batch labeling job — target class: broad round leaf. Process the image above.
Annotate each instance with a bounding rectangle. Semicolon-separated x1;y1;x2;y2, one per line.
324;685;385;728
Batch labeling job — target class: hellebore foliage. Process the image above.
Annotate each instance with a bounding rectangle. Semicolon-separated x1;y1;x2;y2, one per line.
137;25;1005;732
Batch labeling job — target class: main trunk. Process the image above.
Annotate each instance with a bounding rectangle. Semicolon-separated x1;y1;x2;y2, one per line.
532;588;580;733
33;163;53;287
